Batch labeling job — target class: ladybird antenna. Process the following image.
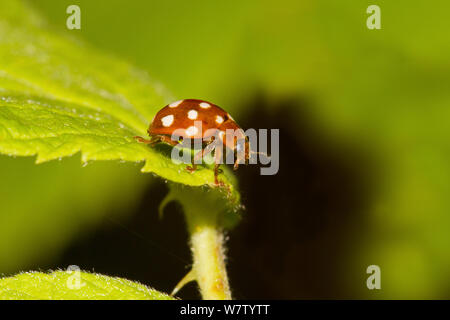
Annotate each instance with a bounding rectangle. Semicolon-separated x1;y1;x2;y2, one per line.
249;149;270;159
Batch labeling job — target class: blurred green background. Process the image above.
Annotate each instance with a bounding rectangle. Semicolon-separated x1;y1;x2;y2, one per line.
1;0;450;299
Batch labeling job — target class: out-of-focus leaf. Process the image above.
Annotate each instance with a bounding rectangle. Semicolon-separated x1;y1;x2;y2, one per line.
0;271;174;300
0;155;149;272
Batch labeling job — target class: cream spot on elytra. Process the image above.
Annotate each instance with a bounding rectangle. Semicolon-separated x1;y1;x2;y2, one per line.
186;126;199;137
187;110;198;120
169;100;183;108
215;115;224;124
161;114;174;127
199;102;211;109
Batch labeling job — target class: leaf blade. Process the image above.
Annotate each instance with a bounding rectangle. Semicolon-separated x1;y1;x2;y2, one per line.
0;271;174;300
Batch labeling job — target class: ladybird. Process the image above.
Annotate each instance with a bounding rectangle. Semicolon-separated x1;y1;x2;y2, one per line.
134;99;249;186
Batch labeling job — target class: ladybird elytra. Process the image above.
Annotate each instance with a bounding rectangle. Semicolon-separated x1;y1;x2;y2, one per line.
134;99;250;186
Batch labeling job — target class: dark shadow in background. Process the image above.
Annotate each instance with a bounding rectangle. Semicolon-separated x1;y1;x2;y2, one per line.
44;94;374;299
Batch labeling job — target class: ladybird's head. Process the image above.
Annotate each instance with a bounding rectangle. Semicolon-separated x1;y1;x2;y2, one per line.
216;123;249;169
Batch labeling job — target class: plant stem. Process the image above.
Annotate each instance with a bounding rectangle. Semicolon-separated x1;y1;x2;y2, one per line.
189;225;231;299
183;205;231;300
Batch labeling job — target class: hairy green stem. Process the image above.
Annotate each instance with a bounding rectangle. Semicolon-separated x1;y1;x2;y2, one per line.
190;225;231;299
185;211;231;300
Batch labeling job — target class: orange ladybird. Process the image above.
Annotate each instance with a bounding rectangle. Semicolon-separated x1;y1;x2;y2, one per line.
135;99;250;185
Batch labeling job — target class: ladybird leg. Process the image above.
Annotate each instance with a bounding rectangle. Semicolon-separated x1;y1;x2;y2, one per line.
233;157;246;170
187;144;202;173
213;163;226;187
187;142;217;173
233;149;246;170
134;134;165;146
233;160;240;171
213;146;225;186
158;135;179;147
194;141;216;162
186;163;197;173
214;163;220;185
134;136;154;144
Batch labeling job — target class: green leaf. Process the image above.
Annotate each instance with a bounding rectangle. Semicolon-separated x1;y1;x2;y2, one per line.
0;0;238;192
0;271;174;300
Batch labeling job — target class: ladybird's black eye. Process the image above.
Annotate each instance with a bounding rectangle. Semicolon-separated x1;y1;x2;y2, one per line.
223;114;229;121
